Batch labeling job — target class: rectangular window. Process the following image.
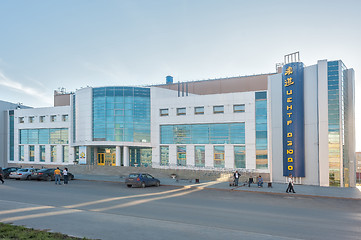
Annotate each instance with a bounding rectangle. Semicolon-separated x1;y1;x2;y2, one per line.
214;146;225;168
50;115;56;122
62;115;68;122
19;117;24;123
160;123;245;145
19;145;24;161
194;106;204;115
233;104;245;112
177;146;187;166
63;146;69;163
29;116;34;123
194;146;205;167
51;145;57;162
234;146;246;168
160;146;169;166
160;109;169;116
213;105;224;114
40;145;46;162
39;116;45;123
177;108;186;116
255;91;268;170
29;145;35;162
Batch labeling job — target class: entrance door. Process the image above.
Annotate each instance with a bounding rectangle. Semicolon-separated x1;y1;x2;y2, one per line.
97;153;105;166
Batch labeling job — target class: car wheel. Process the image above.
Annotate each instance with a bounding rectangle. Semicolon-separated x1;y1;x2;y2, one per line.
155;182;160;187
46;176;51;181
127;184;132;188
141;182;146;188
26;175;31;180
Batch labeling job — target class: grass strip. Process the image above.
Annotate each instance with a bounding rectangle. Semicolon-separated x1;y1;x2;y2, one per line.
0;223;95;240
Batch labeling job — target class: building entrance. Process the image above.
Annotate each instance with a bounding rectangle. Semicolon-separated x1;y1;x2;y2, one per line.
97;147;116;166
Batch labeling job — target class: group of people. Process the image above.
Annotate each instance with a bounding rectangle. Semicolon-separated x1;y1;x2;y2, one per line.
54;167;69;185
233;171;296;193
233;171;264;187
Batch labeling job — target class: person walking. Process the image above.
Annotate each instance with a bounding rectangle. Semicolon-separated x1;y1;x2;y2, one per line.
54;167;61;185
257;175;263;188
0;167;4;184
63;168;69;184
233;171;241;186
286;174;296;193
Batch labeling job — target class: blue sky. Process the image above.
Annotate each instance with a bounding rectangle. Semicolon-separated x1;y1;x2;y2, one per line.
0;0;360;150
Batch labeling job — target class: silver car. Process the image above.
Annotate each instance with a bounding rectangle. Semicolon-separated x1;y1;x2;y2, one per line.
9;168;38;180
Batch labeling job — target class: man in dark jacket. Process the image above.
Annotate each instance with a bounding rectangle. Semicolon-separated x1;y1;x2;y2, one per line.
233;171;241;186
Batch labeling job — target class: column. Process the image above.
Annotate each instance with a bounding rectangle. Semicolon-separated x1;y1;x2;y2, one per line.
116;146;121;166
123;146;129;167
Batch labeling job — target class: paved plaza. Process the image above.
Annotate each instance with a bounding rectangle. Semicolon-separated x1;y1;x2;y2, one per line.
0;176;360;240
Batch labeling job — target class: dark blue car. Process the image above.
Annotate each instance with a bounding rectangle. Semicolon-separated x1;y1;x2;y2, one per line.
125;173;160;188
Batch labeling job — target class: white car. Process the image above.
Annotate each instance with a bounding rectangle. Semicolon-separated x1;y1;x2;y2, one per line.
9;168;38;180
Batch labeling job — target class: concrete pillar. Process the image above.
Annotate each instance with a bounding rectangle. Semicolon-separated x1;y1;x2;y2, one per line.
116;146;121;166
123;146;129;167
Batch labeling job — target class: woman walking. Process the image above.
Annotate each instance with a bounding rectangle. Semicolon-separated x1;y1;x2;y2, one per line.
286;174;296;193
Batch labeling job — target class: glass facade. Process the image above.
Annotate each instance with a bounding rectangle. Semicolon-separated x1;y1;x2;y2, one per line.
92;87;150;142
63;146;69;163
328;61;341;186
160;123;245;144
214;146;225;168
327;60;351;187
255;91;268;169
129;147;152;167
40;145;46;162
194;146;205;167
19;145;24;161
160;146;169;166
51;145;56;162
29;145;35;162
234;146;246;168
20;128;69;144
9;111;14;161
177;146;187;166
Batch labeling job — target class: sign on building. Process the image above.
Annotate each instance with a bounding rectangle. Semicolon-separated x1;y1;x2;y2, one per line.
282;62;305;177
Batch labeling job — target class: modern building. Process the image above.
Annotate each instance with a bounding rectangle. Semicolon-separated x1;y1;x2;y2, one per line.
3;56;356;187
0;100;29;168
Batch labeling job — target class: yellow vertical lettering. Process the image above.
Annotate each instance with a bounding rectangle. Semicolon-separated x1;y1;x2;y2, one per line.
287;141;292;146
286;90;293;95
288;158;293;162
287;132;293;137
287;97;292;103
288;166;293;170
287;105;293;110
287;149;293;154
287;120;292;125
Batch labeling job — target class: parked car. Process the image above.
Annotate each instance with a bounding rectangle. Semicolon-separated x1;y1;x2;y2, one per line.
31;168;74;181
9;168;38;180
2;167;20;179
125;173;160;188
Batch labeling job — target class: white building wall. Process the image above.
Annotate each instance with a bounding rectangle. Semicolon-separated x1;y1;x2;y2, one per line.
13;106;71;165
75;87;93;144
317;60;330;186
151;87;258;172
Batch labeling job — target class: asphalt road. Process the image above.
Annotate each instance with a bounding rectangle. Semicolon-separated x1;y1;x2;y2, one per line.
0;179;360;240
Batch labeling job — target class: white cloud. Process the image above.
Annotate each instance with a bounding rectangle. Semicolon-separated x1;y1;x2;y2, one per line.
0;70;52;105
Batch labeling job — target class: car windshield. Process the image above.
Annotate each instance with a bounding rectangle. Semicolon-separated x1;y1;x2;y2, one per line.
18;169;29;172
128;174;139;178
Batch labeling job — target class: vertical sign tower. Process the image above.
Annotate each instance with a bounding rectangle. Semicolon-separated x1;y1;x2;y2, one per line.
282;52;305;177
